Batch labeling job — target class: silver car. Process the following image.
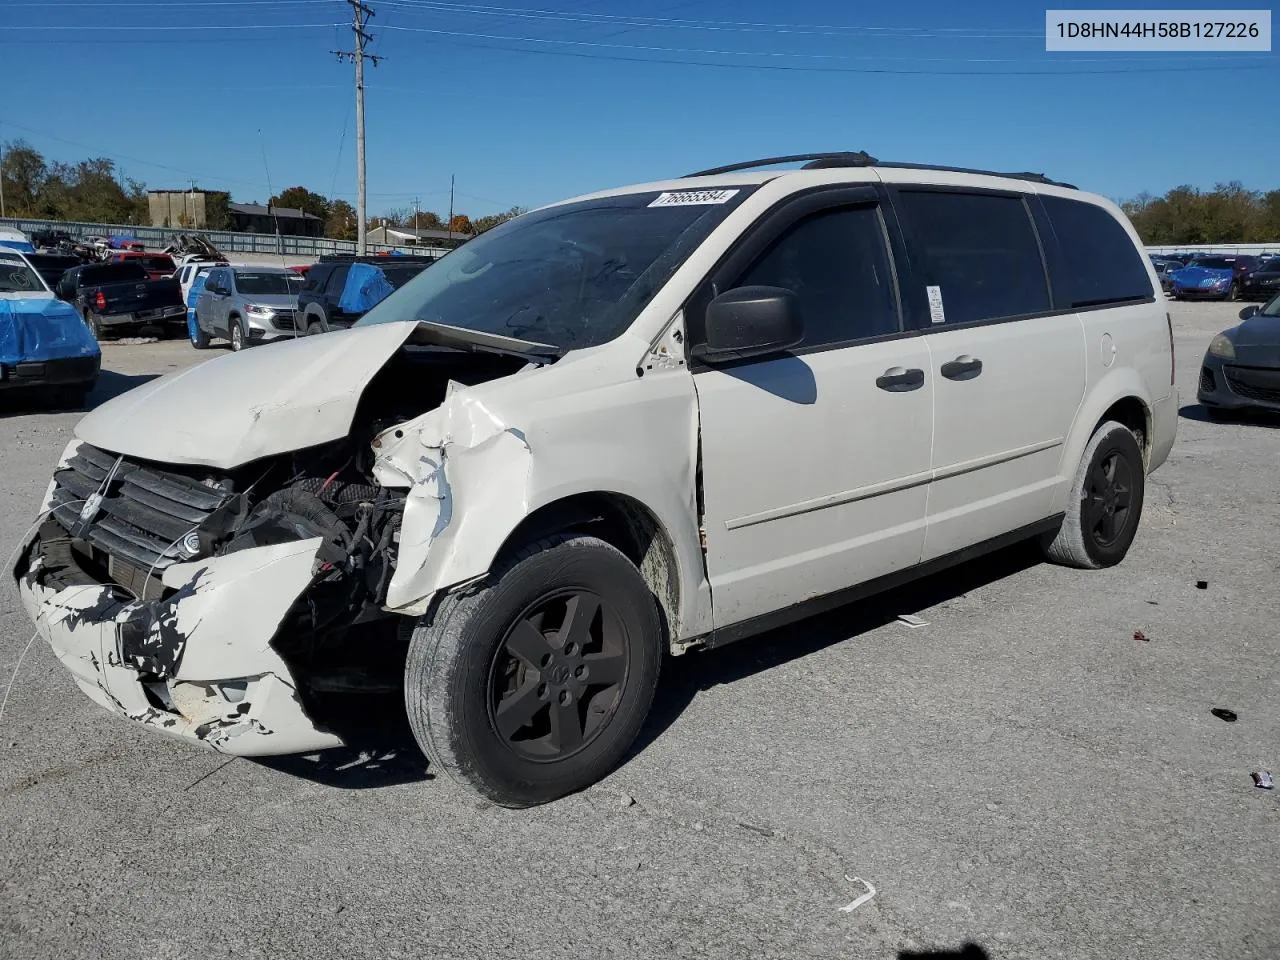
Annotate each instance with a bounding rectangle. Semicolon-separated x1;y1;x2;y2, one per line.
193;266;303;351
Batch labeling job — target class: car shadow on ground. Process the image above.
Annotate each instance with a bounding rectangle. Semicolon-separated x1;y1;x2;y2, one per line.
631;540;1044;761
899;946;990;960
257;542;1043;792
0;371;158;419
1179;403;1280;427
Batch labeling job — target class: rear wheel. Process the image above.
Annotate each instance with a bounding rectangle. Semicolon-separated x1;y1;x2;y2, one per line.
405;534;663;807
83;310;103;340
1042;421;1145;569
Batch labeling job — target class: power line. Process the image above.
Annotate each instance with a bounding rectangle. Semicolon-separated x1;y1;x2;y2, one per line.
377;23;1280;74
1;21;346;31
376;0;1043;38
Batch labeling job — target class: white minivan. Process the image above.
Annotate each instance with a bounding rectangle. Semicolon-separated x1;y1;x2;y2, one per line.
14;153;1177;806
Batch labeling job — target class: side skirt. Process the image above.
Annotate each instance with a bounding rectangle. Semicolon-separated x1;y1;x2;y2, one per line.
698;515;1064;651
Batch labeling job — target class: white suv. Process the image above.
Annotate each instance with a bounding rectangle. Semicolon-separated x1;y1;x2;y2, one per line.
14;153;1177;807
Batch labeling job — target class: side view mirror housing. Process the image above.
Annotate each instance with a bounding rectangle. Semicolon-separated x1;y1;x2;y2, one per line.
692;285;804;364
1238;304;1260;321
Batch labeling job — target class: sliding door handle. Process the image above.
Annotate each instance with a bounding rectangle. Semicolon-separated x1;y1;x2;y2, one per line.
940;355;983;381
876;367;925;392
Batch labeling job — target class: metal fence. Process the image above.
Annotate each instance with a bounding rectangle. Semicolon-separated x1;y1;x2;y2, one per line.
0;217;446;259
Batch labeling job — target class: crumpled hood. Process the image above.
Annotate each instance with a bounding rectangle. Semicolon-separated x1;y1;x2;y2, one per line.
0;292;101;366
75;319;556;469
77;321;421;468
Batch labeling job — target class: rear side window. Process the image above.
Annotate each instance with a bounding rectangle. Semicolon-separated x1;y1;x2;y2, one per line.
302;265;330;292
325;265;350;296
1041;196;1153;307
732;205;899;347
894;191;1049;325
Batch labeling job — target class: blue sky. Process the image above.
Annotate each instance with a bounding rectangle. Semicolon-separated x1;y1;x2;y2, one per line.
1;0;1277;218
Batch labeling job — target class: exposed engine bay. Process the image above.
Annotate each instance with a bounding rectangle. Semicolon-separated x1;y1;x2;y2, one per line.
20;342;533;740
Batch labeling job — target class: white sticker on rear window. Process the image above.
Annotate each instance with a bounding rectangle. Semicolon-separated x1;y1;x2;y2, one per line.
927;285;946;324
648;189;740;208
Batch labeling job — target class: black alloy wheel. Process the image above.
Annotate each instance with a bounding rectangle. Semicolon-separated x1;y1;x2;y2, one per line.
1082;448;1134;550
488;588;629;761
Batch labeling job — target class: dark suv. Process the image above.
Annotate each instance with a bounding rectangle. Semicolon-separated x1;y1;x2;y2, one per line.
297;255;437;333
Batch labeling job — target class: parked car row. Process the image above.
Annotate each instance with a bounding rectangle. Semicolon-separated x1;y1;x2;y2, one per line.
1149;252;1280;302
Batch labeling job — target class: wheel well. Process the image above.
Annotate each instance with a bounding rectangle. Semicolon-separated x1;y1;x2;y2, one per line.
497;493;682;649
1099;397;1149;460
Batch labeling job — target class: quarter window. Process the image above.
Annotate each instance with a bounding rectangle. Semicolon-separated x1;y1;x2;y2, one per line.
894;191;1049;325
732;205;899;348
1041;196;1153;307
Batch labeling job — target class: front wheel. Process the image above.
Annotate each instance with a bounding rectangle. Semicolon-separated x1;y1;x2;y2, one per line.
1041;420;1145;569
1227;282;1239;302
229;320;245;352
405;534;663;807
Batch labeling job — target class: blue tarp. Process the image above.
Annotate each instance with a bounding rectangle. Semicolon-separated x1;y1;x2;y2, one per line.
186;273;208;342
107;235;140;249
0;239;35;254
338;262;395;314
0;295;101;366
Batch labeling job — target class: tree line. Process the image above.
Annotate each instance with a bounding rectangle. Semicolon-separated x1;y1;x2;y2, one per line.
1120;182;1280;245
0;140;525;239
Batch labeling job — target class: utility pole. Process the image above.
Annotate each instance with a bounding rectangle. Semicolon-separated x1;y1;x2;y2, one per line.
333;0;382;254
413;196;419;234
447;174;455;241
0;125;6;220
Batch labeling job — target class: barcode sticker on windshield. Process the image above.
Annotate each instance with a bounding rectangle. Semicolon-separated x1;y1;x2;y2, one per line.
926;285;946;324
649;189;740;207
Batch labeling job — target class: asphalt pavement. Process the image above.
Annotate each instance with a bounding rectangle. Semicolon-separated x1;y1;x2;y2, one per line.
1;301;1277;960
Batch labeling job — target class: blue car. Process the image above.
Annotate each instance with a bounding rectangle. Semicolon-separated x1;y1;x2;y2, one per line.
0;249;101;406
1170;256;1251;301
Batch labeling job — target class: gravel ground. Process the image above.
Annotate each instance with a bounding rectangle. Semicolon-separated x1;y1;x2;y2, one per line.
1;301;1277;960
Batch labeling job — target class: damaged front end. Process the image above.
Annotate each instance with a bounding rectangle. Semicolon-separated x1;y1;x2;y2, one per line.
13;322;546;754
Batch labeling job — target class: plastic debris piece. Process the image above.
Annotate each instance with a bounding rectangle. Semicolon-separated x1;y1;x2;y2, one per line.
1133;630;1149;642
1211;708;1238;722
898;614;929;628
1196;580;1208;589
839;875;877;913
1252;771;1274;790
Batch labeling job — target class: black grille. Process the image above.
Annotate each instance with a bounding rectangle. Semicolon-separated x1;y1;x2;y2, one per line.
49;443;235;577
272;311;297;331
1224;368;1280;404
1199;367;1216;394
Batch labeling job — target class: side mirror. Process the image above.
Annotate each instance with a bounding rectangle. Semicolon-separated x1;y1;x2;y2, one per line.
1238;304;1260;321
693;285;804;363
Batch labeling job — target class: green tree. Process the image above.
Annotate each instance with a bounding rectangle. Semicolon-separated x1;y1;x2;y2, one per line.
326;199;357;240
269;185;331;221
0;140;48;216
472;206;527;234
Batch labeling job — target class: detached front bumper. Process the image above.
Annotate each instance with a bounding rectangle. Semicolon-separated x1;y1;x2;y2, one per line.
1197;351;1280;412
14;523;344;756
99;305;187;327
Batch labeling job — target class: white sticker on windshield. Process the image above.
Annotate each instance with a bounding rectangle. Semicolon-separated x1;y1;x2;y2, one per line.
927;285;946;324
648;189;740;207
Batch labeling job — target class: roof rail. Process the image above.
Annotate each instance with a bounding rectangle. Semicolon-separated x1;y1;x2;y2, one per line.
684;153;1076;189
684;152;878;177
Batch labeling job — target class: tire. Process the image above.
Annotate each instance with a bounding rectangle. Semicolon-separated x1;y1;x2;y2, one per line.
1227;282;1239;302
190;318;210;349
229;319;245;352
1041;420;1145;569
405;533;663;808
83;310;104;340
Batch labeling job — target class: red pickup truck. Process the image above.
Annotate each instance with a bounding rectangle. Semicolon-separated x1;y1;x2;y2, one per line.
107;251;177;279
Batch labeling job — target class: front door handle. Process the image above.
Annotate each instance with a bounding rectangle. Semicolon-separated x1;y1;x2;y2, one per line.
876;367;925;392
940;355;983;381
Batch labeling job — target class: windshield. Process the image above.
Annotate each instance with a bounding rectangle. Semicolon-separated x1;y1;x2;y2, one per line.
0;258;44;293
1189;257;1234;269
356;187;755;349
235;272;301;295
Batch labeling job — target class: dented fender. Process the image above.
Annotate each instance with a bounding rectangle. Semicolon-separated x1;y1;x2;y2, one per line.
372;361;713;639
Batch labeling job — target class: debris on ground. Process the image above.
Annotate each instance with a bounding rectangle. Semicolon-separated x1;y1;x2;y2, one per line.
1210;708;1238;722
898;614;929;629
1133;630;1149;642
839;875;877;914
619;792;636;808
106;337;160;346
1252;771;1274;790
1196;580;1209;590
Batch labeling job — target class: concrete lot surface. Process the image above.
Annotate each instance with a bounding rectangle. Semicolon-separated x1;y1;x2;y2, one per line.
1;301;1276;960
